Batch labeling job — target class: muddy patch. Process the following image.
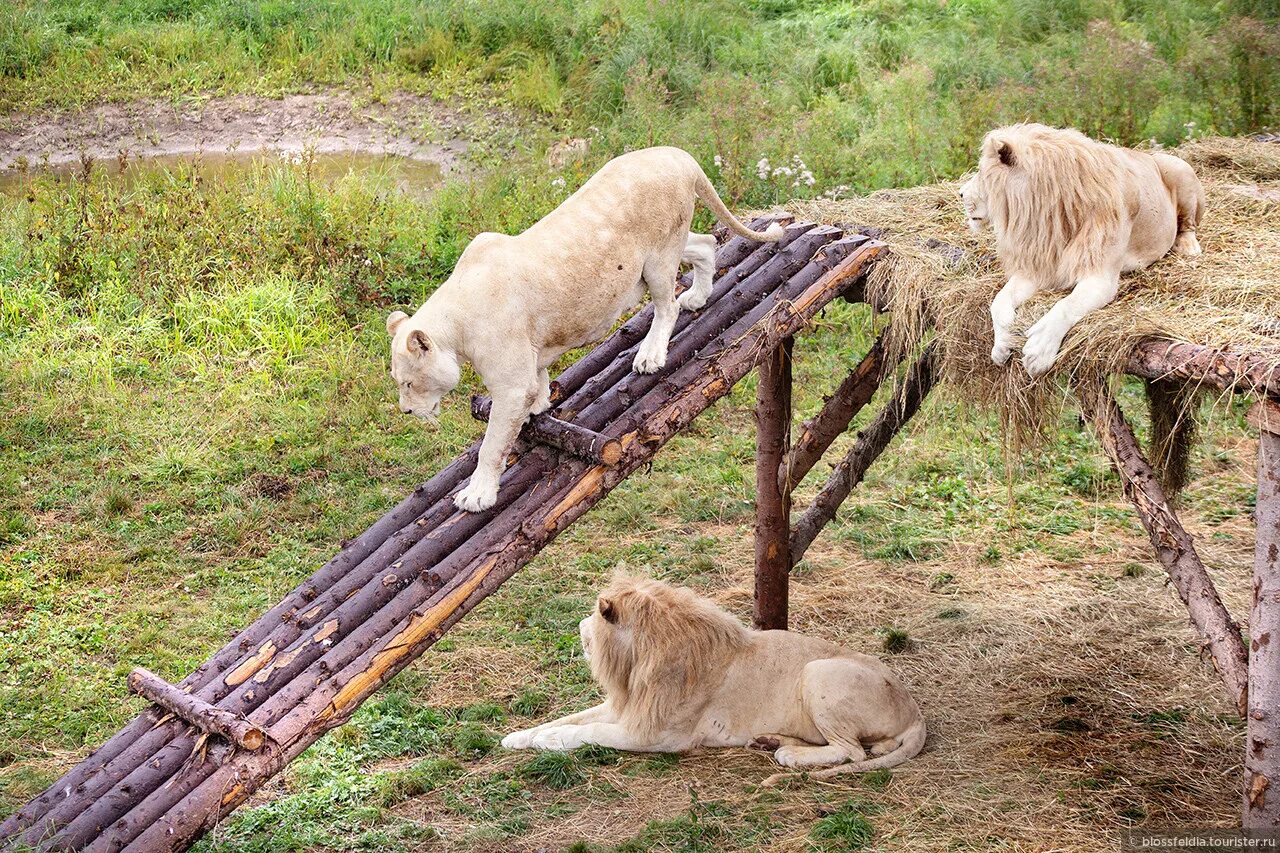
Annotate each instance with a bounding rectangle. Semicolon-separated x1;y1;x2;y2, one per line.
0;90;475;178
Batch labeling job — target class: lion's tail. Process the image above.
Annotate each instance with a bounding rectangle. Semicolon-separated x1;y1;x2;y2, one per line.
808;718;927;779
692;169;785;242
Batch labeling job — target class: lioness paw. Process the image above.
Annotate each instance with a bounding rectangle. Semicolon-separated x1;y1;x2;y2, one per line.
677;291;708;312
632;350;666;375
454;481;498;513
991;342;1013;366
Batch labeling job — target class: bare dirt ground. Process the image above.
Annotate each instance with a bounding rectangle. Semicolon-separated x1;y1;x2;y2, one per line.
0;90;477;174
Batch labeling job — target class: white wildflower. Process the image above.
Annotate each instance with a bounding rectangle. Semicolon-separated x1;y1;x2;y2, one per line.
756;157;771;179
713;154;723;169
551;176;566;189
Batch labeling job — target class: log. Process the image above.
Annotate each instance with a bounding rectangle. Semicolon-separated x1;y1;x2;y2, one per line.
754;337;793;630
127;670;265;752
1245;399;1280;828
1126;340;1280;400
551;213;793;417
780;333;898;491
470;395;622;465
555;221;819;423
1075;379;1249;713
789;344;938;566
116;237;886;853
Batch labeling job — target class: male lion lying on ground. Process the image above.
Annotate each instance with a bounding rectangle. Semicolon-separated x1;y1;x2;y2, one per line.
386;147;784;512
960;123;1205;377
502;575;926;781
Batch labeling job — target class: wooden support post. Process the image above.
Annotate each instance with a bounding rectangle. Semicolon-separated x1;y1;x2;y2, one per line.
780;333;898;491
1246;399;1280;829
128;669;266;752
1075;380;1249;714
789;343;937;567
755;337;793;630
470;395;623;466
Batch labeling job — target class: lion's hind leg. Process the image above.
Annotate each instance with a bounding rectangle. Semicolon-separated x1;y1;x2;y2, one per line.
677;233;717;312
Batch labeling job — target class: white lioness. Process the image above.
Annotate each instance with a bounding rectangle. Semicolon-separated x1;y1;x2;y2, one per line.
387;147;784;513
502;575;926;780
960;123;1205;377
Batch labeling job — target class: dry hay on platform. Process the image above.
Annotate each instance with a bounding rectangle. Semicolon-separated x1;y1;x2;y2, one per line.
790;136;1280;464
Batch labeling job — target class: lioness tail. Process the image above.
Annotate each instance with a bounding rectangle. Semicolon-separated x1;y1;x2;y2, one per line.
693;171;785;242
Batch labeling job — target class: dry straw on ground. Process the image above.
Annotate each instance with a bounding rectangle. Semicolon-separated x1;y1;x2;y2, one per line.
791;137;1280;460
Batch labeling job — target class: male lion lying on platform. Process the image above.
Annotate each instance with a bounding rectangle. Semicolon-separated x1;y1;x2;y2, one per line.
386;147;784;513
960;123;1205;377
501;575;926;781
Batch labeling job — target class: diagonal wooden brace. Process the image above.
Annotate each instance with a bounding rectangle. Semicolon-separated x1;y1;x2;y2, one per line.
1075;380;1249;714
789;342;937;567
128;668;267;752
470;395;623;466
780;332;900;492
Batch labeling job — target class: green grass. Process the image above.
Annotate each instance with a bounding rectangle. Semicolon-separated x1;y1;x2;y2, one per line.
0;0;1270;847
3;0;1279;205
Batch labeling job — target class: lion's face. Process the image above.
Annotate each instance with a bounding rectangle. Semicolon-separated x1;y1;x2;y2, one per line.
960;174;989;233
386;311;461;424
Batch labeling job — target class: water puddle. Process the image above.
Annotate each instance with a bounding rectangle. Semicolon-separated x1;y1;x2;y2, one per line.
0;149;444;199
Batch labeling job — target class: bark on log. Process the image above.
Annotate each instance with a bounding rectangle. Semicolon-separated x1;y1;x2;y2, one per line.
127;670;265;752
552;214;793;419
1126;340;1280;400
754;337;793;631
115;236;885;853
470;395;622;465
555;221;820;424
1075;380;1249;714
1245;399;1280;828
789;344;937;566
780;333;898;491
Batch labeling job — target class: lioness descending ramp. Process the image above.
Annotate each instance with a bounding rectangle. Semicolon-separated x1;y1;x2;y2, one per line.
0;219;884;853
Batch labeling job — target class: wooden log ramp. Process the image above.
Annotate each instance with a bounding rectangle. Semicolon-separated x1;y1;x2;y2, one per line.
0;219;885;853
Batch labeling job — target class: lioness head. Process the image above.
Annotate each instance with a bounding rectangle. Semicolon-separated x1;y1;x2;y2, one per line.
385;310;461;424
959;173;988;233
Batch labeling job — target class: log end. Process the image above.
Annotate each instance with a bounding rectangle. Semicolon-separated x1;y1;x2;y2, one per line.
241;728;266;751
600;440;623;466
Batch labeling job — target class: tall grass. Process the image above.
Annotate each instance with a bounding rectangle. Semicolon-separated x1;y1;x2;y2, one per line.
2;0;1277;203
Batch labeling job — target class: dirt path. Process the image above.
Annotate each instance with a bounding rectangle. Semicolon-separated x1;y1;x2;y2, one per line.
0;90;479;174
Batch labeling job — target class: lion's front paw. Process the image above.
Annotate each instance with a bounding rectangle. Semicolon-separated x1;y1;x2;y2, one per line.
501;729;537;750
530;727;579;751
454;480;498;513
1020;329;1062;378
632;348;667;375
991;341;1013;366
677;291;708;312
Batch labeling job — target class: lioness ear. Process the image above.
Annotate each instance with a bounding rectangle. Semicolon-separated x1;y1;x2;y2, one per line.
407;329;433;354
997;140;1015;168
598;597;618;624
386;311;409;337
